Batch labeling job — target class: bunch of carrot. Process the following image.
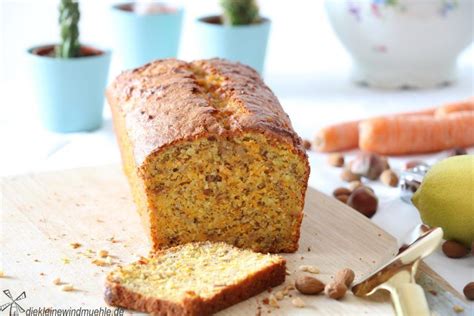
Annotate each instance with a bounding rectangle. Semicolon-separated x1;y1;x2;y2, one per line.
314;97;474;155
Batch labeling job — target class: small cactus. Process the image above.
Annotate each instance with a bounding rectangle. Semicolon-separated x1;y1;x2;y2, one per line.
56;0;81;58
220;0;260;26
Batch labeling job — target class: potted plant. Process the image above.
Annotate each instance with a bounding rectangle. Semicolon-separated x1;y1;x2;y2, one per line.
194;0;270;74
110;2;184;70
27;0;111;133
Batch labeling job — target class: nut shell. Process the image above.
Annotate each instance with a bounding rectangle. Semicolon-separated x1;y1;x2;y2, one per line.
324;282;347;300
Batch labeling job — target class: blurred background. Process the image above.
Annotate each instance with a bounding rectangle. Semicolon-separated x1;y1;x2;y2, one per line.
0;0;472;172
2;2;472;102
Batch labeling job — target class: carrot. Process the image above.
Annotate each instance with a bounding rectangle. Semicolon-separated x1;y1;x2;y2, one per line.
314;120;360;152
314;108;436;152
359;111;474;155
435;97;474;117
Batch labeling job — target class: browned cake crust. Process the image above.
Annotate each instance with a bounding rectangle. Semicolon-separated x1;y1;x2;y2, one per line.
107;58;306;166
107;58;310;252
104;257;286;316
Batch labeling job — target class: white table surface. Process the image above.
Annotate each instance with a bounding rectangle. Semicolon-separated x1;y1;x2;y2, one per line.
1;0;473;304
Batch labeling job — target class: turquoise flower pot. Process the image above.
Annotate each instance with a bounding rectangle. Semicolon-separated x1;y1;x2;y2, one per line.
194;16;271;74
27;45;111;133
110;3;183;70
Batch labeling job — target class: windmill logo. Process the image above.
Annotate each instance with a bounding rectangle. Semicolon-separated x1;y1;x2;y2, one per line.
0;290;26;316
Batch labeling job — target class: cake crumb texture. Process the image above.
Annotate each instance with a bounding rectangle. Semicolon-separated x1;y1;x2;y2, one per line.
105;242;286;315
107;58;310;253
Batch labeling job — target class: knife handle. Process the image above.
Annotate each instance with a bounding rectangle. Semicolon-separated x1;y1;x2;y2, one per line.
391;283;430;316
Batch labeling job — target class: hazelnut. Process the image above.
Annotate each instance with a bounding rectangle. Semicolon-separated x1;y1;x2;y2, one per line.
448;147;467;156
295;275;325;295
328;153;345;167
348;180;362;191
380;169;399;187
336;194;349;204
442;240;468;258
333;187;351;197
350;153;389;180
303;139;312;151
463;282;474;300
404;160;425;170
347;187;378;218
340;168;361;182
402;179;420;193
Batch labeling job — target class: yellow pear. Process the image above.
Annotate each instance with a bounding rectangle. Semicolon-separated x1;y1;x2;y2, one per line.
412;155;474;247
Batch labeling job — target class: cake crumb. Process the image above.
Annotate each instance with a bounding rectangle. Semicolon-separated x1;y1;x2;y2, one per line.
107;236;119;243
268;294;279;308
453;305;464;313
62;257;70;264
61;284;74;292
70;242;82;249
52;277;61;285
307;247;311;252
98;250;109;258
262;298;269;305
274;291;284;300
0;270;4;278
302;139;312;151
291;297;305;308
92;259;109;267
299;265;319;274
283;284;295;295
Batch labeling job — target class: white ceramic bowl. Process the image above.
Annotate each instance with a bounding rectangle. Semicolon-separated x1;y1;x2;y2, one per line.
325;0;473;89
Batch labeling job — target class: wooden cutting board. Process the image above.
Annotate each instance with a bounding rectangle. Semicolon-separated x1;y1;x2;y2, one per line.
0;166;467;315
